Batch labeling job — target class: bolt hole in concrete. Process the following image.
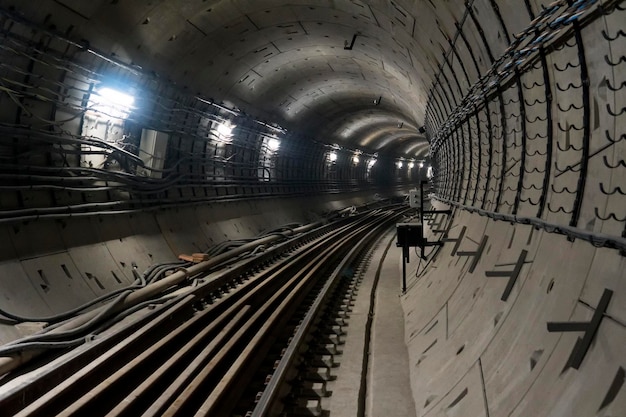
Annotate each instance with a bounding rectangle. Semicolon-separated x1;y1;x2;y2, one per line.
424;394;437;407
448;387;468;409
417;354;427;366
494;311;503;327
530;349;544;371
61;264;72;279
456;344;465;355
547;278;555;293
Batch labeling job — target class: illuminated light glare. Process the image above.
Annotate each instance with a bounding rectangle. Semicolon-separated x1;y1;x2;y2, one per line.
99;88;134;107
353;155;360;164
267;137;280;151
408;162;415;169
217;123;235;137
397;161;403;169
329;151;338;162
419;162;424;168
92;87;135;119
427;166;434;178
368;158;377;168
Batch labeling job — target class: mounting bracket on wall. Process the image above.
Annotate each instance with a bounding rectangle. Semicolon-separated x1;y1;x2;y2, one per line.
485;250;528;301
419;180;452;240
344;33;359;50
546;288;613;370
396;181;452;292
456;235;489;274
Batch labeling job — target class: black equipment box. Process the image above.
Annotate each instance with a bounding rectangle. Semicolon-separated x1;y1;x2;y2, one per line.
396;223;425;248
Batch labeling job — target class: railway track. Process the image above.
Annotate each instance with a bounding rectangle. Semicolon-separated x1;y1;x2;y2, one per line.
0;204;407;417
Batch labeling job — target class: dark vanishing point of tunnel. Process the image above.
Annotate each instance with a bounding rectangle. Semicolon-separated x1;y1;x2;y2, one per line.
0;1;624;416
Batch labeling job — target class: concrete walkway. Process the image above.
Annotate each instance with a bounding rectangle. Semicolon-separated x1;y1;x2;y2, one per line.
325;230;416;417
368;232;416;417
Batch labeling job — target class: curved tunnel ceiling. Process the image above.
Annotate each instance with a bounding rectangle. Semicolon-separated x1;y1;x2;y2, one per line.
4;0;437;157
0;1;625;416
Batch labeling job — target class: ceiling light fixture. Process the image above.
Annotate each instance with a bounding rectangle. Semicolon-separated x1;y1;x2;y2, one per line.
329;151;338;162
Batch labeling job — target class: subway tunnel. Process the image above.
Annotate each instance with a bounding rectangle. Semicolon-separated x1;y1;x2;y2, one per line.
0;0;624;416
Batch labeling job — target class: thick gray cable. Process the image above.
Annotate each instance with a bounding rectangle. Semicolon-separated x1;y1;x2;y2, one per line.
432;195;626;251
0;275;146;324
2;291;131;347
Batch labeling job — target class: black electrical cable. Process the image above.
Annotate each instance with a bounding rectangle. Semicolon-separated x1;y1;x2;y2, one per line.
1;291;131;350
92;294;181;336
0;275;146;324
0;338;88;356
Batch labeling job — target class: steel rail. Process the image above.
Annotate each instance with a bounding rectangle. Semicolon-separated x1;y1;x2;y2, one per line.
0;214;346;413
1;206;404;417
0;213;357;414
114;213;384;417
250;209;401;417
9;214;374;417
0;220;325;377
191;210;402;417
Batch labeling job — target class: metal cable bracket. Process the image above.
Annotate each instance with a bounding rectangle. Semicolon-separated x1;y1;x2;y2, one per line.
546;288;613;370
456;235;489;273
485;250;529;301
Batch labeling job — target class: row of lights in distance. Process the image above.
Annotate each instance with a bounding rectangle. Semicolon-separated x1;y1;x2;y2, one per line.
397;160;425;169
328;151;377;168
91;86;282;152
91;88;426;170
216;121;280;151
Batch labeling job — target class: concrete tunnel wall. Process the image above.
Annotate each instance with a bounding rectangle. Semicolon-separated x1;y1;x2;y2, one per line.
0;191;401;343
0;1;624;417
401;1;626;416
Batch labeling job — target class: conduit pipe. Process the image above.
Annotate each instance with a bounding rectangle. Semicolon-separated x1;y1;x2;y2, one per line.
0;220;325;376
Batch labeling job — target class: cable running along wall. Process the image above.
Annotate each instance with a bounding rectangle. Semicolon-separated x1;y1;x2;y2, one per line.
425;0;626;253
0;8;408;224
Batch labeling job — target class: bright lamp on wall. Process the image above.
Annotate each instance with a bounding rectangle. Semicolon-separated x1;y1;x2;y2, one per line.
216;122;235;137
91;87;135;119
267;137;280;151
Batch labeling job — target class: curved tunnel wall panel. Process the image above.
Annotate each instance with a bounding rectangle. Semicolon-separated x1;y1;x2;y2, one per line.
403;201;626;417
428;1;625;250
